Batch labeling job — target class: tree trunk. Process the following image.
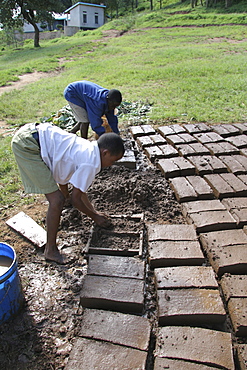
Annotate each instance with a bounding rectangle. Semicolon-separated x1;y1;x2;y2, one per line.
33;23;40;48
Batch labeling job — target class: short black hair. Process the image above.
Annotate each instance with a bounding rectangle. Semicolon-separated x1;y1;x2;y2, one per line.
107;89;122;105
97;133;125;156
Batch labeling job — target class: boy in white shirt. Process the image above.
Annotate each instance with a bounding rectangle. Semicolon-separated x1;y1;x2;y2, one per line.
11;122;125;264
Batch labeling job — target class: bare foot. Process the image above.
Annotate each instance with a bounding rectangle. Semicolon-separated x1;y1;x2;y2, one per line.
44;246;67;264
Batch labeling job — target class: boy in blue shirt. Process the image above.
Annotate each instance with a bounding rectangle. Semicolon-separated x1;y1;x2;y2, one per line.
64;80;122;138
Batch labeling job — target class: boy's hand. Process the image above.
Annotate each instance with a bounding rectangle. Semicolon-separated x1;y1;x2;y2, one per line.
93;213;112;228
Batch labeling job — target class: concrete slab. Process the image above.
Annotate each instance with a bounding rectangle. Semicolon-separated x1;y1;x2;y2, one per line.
200;229;247;275
193;132;223;144
237;344;247;370
221;274;247;302
158;124;186;137
204;141;239;156
211;124;240;137
170;177;198;202
188;155;228;175
176;142;211;157
183;122;211;134
80;275;144;314
204;173;236;198
155;266;218;289
218;154;247;174
155;326;234;369
157;157;195;178
78;309;151;351
228;298;247;337
65;337;147;370
147;223;198;242
157;288;226;326
154;357;219;370
87;255;145;280
226;134;247;148
149;240;205;268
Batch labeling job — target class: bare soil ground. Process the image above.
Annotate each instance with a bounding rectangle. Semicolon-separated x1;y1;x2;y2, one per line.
0;136;184;369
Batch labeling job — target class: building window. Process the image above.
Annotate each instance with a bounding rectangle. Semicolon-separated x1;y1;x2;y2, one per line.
95;12;99;24
83;11;87;23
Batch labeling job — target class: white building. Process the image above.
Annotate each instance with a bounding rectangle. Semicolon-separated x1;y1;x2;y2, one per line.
64;2;106;30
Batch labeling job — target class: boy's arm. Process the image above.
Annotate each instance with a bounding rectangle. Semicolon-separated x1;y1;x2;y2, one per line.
71;187;111;227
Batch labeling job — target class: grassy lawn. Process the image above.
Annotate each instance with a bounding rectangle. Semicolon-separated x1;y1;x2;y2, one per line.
0;2;247;205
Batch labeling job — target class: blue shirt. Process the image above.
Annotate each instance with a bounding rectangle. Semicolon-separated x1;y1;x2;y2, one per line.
64;80;119;136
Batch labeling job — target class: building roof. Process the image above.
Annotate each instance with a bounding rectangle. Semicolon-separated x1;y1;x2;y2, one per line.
64;2;106;13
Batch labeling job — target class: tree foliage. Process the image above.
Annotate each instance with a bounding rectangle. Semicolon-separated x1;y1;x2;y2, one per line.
0;0;72;47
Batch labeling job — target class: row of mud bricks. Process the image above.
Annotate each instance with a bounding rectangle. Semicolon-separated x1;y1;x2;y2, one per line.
65;122;247;370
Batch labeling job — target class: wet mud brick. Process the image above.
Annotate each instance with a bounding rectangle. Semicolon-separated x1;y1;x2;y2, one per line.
204;141;239;156
144;144;178;162
87;255;145;280
204;173;247;198
78;309;151;350
65;337;147;370
129;124;155;139
157;288;226;326
210;123;240;137
233;123;247;134
157;124;186;137
136;135;155;148
6;211;46;248
221;274;247;302
170;176;214;202
154;357;219;370
155;266;218;289
147;224;205;267
80;275;144;313
155;326;234;369
237;344;247;370
175;142;211;157
193;131;223;144
222;197;247;227
188;155;228;175
226;134;247;148
116;149;136;169
157;157;195;178
165;133;197;146
218;154;247;174
200;229;247;276
182;199;237;232
183;122;211;134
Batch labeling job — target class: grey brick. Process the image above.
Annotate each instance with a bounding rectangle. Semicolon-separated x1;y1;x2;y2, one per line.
155;326;234;369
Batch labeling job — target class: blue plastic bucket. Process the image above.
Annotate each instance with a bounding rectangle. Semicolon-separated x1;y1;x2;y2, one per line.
0;243;23;324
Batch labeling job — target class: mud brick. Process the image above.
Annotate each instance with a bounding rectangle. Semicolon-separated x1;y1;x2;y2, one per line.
169;177;197;202
200;229;247;275
165;134;186;145
204;173;236;198
183;122;211;134
149;240;205;268
176;143;210;157
188;155;228;175
157;288;226;326
129;126;146;138
154;357;217;370
80;275;144;313
226;134;247;148
220;173;247;196
240;148;247;156
158;156;195;178
232;154;247;171
144;146;164;162
218;155;247;174
158;124;186;137
222;197;247;227
182;199;225;213
147;223;198;242
237;344;247;370
155;266;218;289
211;124;240;137
228;298;247;336
116;149;136;169
155;326;234;369
65;337;147;370
233;123;247;134
158;144;178;157
194;132;223;144
141;124;156;135
136;135;154;148
186;142;211;155
220;275;247;302
238;174;247;186
79;309;151;351
87;255;145;280
204;141;239;156
179;133;197;143
186;176;215;199
150;134;166;145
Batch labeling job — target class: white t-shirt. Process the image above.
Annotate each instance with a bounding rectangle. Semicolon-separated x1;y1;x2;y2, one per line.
38;123;101;192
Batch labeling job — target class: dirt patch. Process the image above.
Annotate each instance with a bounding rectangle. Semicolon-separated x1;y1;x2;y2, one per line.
0;142;184;369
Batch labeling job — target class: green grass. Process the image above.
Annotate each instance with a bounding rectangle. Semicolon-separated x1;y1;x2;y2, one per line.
0;2;247;205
